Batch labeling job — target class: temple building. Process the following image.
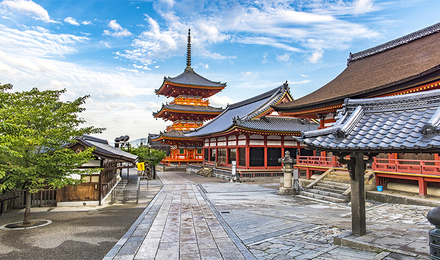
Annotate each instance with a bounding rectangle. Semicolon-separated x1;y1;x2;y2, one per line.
152;30;226;166
273;22;440;129
270;22;440;198
185;82;318;178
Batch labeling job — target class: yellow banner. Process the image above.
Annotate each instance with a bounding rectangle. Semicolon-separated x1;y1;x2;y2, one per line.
137;162;145;171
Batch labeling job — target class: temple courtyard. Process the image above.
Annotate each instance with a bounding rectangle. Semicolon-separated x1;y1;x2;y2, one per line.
0;170;433;259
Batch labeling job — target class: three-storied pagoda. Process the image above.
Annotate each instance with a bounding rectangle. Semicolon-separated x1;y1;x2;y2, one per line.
152;30;226;166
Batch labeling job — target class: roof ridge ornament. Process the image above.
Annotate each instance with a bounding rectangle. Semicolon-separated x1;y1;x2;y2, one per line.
186;29;192;69
347;22;440;65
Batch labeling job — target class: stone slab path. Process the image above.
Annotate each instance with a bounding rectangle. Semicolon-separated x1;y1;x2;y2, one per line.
105;172;251;259
106;172;432;259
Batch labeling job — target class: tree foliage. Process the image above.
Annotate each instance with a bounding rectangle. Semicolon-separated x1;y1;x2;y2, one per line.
0;84;104;223
125;146;166;166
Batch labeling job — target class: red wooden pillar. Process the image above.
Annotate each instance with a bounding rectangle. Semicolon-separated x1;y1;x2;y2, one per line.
332;156;338;167
418;177;427;196
306;168;312;179
435;154;440;166
264;136;267;168
245;135;250;168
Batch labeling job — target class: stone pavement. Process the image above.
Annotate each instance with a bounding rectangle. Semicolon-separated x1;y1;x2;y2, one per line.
106;171;433;259
105;172;251;259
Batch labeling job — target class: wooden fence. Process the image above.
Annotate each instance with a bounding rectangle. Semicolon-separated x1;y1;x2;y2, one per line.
9;189;57;208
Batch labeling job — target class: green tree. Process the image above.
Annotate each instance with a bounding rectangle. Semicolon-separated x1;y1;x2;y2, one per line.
126;146;166;166
0;84;104;225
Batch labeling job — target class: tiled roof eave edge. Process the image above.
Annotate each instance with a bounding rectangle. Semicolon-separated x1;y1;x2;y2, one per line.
246;85;288;119
348;22;440;64
274;65;440;112
301;111;349;138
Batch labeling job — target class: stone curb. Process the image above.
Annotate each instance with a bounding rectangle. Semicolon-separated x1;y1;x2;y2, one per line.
103;186;165;260
333;232;419;257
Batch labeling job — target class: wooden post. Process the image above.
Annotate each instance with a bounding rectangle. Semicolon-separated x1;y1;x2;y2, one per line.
351;152;366;236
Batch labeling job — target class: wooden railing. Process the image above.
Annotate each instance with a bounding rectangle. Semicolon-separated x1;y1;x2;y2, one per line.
372;158;440;176
296;156;440;176
9;189;57;208
102;175;120;200
296;156;340;167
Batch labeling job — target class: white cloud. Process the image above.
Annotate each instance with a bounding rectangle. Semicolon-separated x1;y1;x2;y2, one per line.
64;17;79;26
1;0;58;23
0;24;88;57
354;0;375;14
276;53;290;62
81;20;92;25
209;95;233;107
308;48;324;63
241;71;258;79
103;20;132;37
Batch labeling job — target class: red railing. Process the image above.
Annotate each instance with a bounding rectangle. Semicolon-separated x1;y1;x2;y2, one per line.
372;158;440;176
296;156;340;167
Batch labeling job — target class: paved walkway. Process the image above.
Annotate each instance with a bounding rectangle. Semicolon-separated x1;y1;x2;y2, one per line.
105;172;433;259
105;172;250;259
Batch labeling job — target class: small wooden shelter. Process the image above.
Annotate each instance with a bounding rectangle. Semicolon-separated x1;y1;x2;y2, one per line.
60;135;138;206
299;90;440;235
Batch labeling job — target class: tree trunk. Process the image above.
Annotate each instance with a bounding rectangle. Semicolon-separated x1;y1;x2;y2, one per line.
23;190;32;225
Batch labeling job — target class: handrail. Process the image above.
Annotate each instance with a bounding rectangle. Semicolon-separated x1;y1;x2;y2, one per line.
372;158;440;176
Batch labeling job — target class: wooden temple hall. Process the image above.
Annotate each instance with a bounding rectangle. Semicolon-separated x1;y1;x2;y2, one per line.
272;22;440;197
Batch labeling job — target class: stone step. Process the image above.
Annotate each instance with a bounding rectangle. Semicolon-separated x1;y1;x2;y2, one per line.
329;171;350;176
313;185;346;194
299;190;348;203
316;180;350;190
304;188;348;200
325;176;351;183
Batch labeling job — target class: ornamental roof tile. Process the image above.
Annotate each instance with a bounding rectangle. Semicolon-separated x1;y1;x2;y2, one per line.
273;22;440;114
300;89;440;153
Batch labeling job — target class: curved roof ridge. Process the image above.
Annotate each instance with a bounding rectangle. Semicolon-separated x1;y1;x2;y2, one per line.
229;82;287;110
348;22;440;65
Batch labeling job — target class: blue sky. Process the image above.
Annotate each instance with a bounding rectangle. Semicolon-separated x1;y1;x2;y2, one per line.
1;0;439;142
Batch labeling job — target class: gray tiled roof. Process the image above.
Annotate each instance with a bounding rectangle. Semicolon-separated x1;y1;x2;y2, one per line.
77;135;138;163
236;117;318;133
300;89;440;153
186;83;317;137
165;67;226;88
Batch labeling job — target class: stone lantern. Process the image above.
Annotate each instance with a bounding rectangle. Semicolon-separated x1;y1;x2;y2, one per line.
428;206;440;259
278;151;297;195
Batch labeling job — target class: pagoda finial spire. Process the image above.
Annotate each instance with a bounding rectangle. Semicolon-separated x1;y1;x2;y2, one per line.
186;29;191;68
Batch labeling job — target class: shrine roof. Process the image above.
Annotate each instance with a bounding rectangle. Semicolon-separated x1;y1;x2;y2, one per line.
153;103;223;119
299;89;440;153
273;22;440;113
74;135;138;163
186;82;317;137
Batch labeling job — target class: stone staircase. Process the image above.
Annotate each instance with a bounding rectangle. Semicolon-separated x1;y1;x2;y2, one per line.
299;169;351;203
299;169;376;204
196;167;213;177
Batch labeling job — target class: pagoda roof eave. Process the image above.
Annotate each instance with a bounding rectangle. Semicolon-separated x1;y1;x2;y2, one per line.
155;68;226;98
